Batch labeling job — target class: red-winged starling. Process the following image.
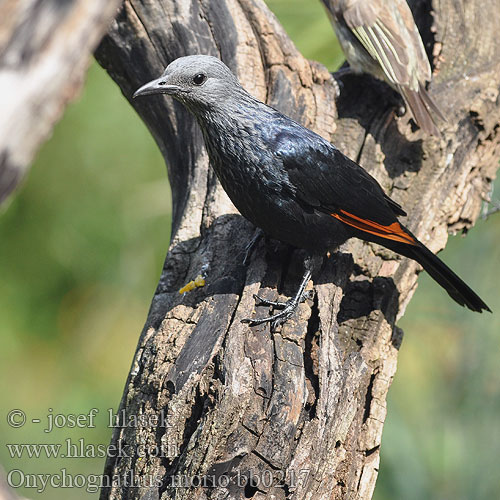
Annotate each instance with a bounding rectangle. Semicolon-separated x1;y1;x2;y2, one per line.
133;55;490;326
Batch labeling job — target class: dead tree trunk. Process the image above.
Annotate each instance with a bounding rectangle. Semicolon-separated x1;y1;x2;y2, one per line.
0;0;121;206
95;1;499;499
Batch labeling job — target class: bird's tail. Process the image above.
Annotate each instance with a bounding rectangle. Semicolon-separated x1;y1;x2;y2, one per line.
399;82;446;136
396;240;490;313
335;210;488;311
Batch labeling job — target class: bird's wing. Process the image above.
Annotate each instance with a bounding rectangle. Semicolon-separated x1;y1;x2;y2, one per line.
275;129;417;246
394;0;432;82
342;0;420;88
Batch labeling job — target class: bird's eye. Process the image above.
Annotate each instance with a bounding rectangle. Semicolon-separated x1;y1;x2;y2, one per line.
192;73;207;85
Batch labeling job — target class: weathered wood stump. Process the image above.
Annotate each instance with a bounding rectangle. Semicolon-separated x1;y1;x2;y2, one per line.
85;0;500;498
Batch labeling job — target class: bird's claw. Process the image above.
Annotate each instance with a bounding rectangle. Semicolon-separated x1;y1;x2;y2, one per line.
331;66;354;98
332;78;343;99
241;300;298;327
253;293;287;308
242;290;313;327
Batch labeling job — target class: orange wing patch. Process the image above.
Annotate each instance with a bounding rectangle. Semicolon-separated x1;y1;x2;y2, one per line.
332;210;417;246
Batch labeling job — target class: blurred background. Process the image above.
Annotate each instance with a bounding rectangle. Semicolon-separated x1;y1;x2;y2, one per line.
0;0;499;498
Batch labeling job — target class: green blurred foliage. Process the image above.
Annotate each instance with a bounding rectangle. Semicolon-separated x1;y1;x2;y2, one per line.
0;63;170;498
0;0;498;498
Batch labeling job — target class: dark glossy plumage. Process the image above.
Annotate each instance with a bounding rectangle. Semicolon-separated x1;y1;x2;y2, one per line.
199;98;401;253
133;55;489;314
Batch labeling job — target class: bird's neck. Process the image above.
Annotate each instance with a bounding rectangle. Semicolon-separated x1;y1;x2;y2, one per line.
195;93;264;128
193;94;271;161
188;94;277;198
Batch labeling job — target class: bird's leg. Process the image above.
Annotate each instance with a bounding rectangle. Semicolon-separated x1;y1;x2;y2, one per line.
242;228;264;266
242;254;315;327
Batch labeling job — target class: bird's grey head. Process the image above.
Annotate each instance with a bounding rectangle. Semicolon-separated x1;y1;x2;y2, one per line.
133;55;244;111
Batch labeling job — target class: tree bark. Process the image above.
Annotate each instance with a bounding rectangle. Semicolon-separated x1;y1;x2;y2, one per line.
0;0;121;206
95;1;500;499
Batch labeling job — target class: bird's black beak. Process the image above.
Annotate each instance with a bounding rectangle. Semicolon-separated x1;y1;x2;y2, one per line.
132;77;181;99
